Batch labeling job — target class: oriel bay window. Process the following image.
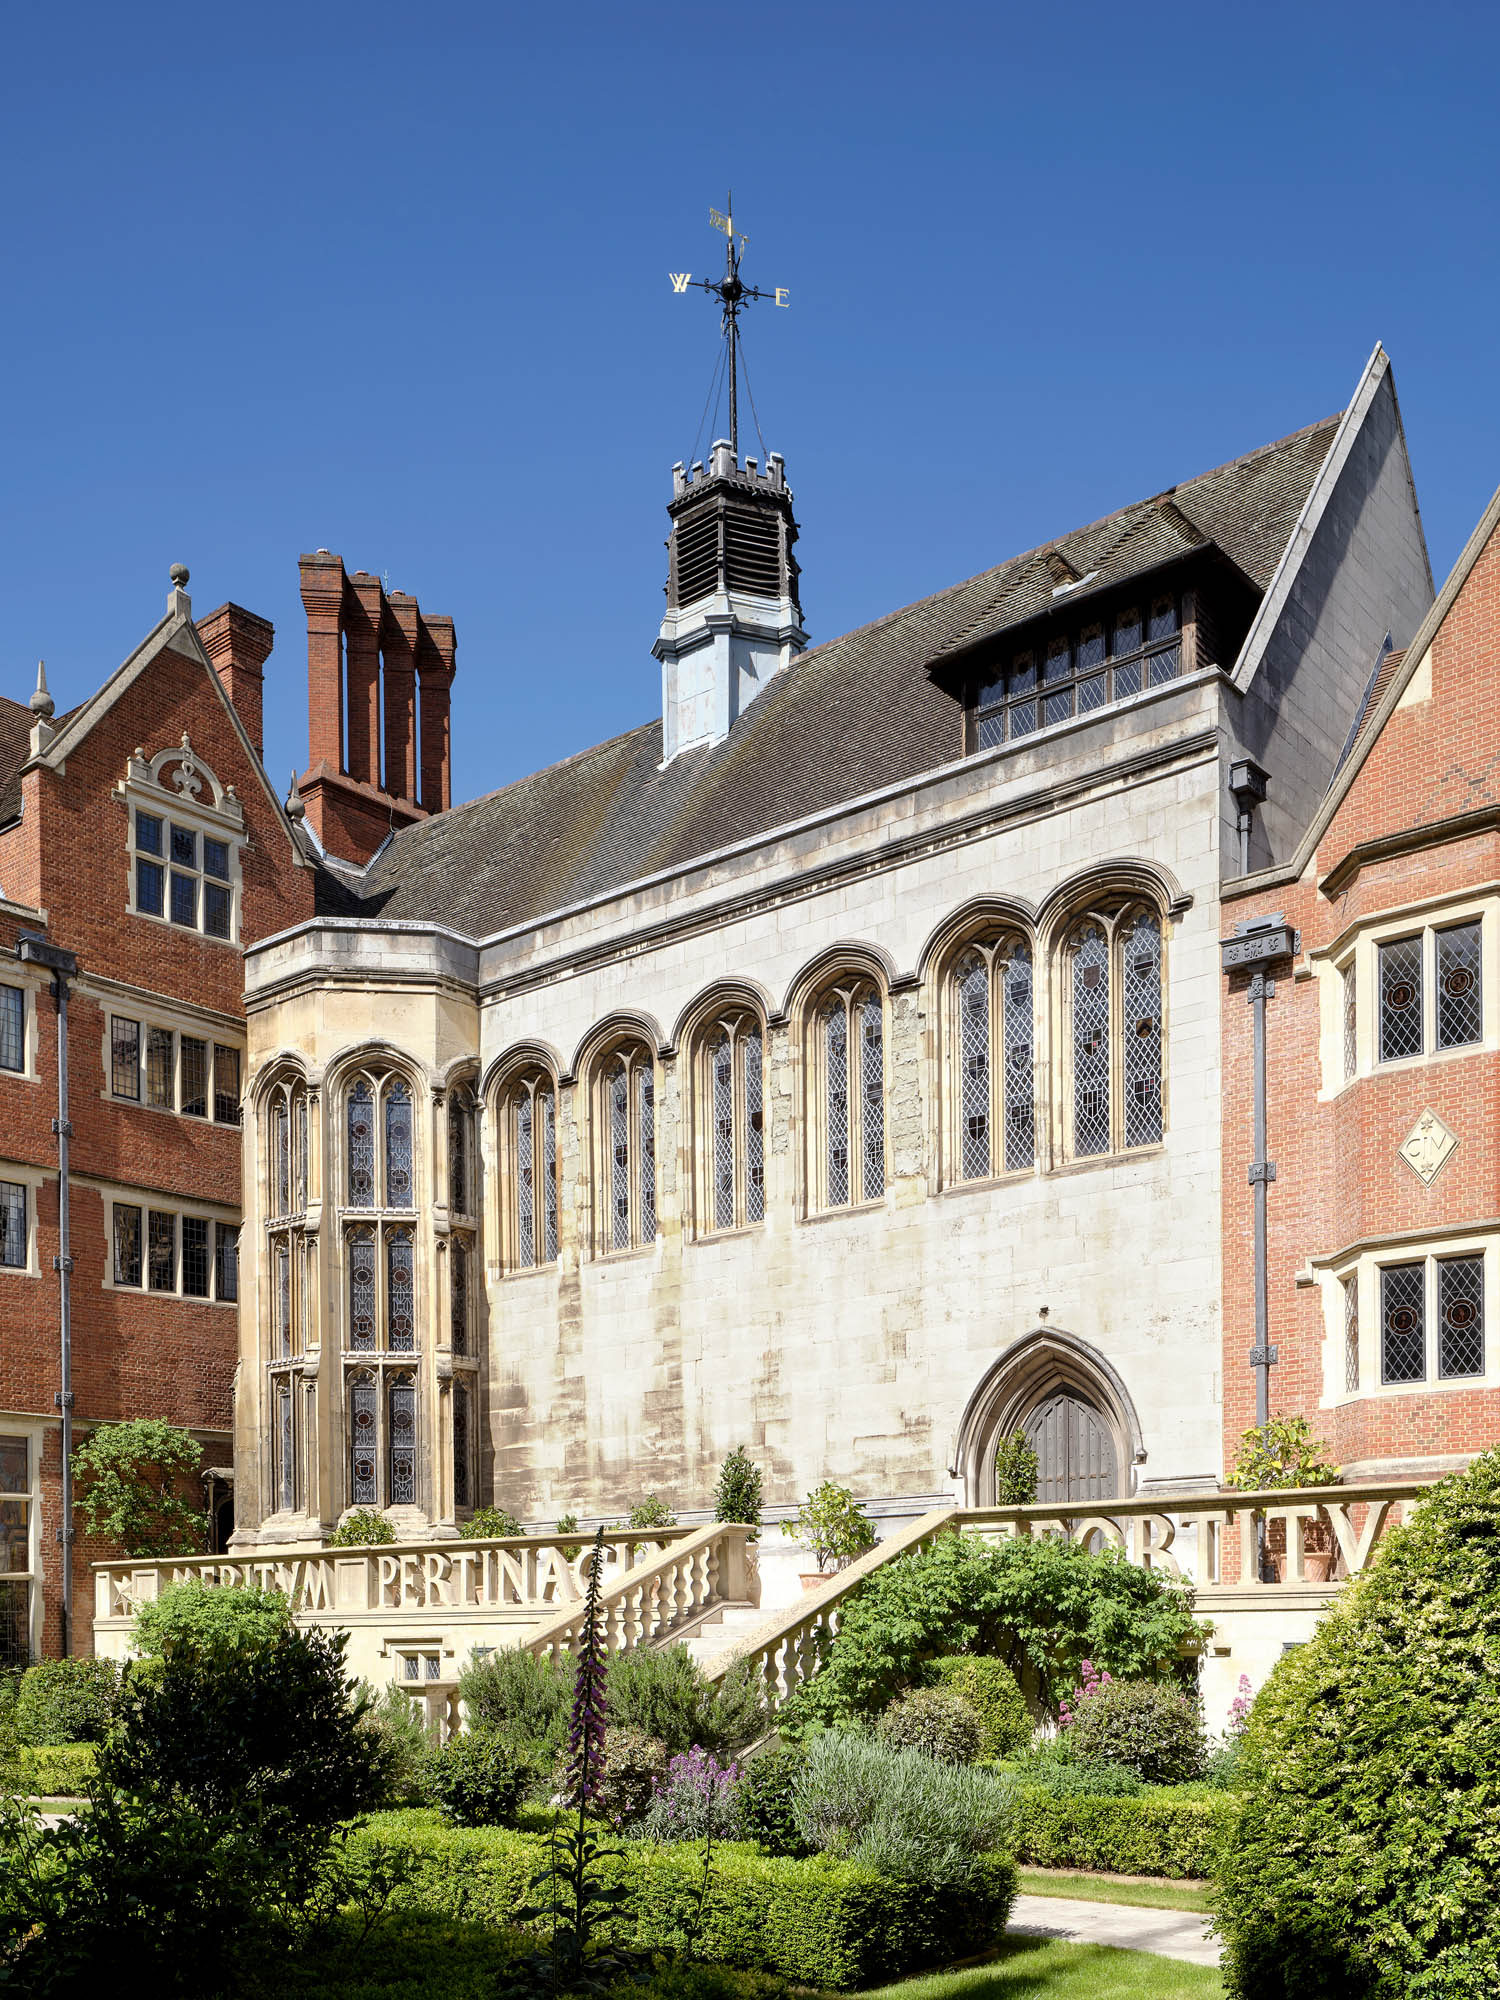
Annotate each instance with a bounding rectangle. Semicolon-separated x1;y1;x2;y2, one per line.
696;1010;765;1234
1065;906;1164;1159
347;1369;418;1508
500;1070;558;1271
263;1076;313;1513
809;982;885;1211
1377;921;1484;1064
1378;1254;1486;1387
594;1044;657;1253
949;938;1033;1182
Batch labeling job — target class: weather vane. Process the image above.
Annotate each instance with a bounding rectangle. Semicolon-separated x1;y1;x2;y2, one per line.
668;194;789;459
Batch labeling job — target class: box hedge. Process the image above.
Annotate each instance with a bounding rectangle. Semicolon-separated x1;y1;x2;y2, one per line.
1007;1784;1233;1877
350;1810;1016;1988
16;1743;98;1798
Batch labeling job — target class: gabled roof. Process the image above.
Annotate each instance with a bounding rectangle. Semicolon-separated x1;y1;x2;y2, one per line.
0;696;31;830
343;410;1346;940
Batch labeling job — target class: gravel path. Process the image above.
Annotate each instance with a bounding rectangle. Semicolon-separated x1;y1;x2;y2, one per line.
1009;1893;1221;1967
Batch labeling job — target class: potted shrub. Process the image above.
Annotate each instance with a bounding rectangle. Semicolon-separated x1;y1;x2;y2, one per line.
782;1481;877;1588
1226;1417;1340;1581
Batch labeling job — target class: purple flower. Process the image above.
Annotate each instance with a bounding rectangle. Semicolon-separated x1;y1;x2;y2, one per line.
565;1533;610;1813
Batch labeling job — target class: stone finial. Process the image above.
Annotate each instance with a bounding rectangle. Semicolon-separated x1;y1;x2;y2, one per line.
285;772;306;823
169;563;190;587
28;660;53;721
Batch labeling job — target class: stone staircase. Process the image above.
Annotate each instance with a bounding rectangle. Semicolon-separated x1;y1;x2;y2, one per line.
676;1599;769;1673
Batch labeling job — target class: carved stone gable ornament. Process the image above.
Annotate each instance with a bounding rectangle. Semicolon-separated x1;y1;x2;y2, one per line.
1398;1108;1458;1186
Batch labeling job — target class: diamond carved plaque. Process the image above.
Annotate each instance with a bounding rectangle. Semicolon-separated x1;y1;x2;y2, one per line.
1398;1108;1458;1186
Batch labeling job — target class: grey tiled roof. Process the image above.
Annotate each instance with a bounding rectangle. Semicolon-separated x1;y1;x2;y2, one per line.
0;697;32;830
331;415;1342;939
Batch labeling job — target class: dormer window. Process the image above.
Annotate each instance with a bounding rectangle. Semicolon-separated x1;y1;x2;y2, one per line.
117;737;245;945
970;593;1182;750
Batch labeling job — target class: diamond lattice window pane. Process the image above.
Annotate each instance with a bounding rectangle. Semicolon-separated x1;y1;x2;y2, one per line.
825;1003;850;1207
638;1064;657;1242
711;1032;735;1230
743;1030;765;1224
609;1059;631;1249
514;1092;535;1267
1072;925;1111;1157
1343;1276;1359;1392
347;1082;375;1207
1438;1255;1484;1378
1002;946;1034;1171
860;991;885;1200
1378;937;1424;1062
957;952;991;1180
1380;1261;1426;1384
1342;963;1357;1081
1123;914;1163;1149
1436;923;1482;1050
541;1090;559;1262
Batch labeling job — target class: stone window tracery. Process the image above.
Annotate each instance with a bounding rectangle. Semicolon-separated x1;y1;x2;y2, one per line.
592;1043;658;1253
807;979;886;1212
694;1009;765;1234
500;1069;559;1270
946;937;1033;1184
1063;904;1164;1160
262;1075;312;1515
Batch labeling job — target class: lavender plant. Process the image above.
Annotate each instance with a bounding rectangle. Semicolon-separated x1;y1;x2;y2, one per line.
632;1746;740;1843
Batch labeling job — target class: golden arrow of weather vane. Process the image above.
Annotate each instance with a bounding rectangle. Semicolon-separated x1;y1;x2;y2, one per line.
667;198;789;307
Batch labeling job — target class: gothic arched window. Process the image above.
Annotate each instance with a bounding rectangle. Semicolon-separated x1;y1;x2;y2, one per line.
593;1043;657;1254
262;1074;312;1516
500;1069;558;1270
694;1009;765;1234
1064;905;1164;1159
947;935;1034;1182
808;980;885;1211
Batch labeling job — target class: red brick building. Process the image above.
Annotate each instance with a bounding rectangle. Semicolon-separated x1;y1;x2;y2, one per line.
1222;486;1500;1482
0;570;315;1657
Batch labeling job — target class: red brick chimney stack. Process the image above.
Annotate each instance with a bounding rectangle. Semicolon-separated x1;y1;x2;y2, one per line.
294;551;456;866
197;603;274;756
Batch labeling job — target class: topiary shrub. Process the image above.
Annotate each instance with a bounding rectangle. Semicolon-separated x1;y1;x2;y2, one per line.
1063;1674;1205;1784
133;1581;290;1659
787;1530;1203;1729
427;1727;531;1827
327;1508;396;1546
714;1447;764;1537
14;1657;121;1745
931;1656;1030;1758
730;1747;811;1857
458;1646;570;1765
877;1686;983;1765
463;1506;524;1539
1213;1449;1500;1998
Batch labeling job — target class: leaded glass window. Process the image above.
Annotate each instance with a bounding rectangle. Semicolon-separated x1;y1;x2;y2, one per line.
148;1210;176;1292
347;1082;376;1207
1122;914;1163;1149
213;1045;241;1126
1436;923;1482;1050
384;1084;414;1207
448;1094;472;1216
1438;1255;1484;1379
969;596;1180;750
216;1222;238;1304
0;1185;20;1273
1380;1261;1425;1384
451;1238;470;1354
453;1380;471;1512
113;1203;142;1286
1343;1275;1359;1392
1341;962;1357;1081
812;983;885;1212
349;1229;377;1350
505;1073;558;1270
348;1374;378;1506
1378;937;1423;1063
596;1046;657;1253
274;1379;296;1513
0;987;22;1073
950;939;1033;1183
180;1036;209;1118
183;1217;211;1299
699;1014;766;1233
146;1027;173;1108
388;1379;417;1506
387;1230;415;1350
272;1102;291;1218
111;1017;141;1100
1071;925;1110;1157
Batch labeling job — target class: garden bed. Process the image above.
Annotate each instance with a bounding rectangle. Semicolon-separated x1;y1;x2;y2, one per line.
352;1811;1018;1990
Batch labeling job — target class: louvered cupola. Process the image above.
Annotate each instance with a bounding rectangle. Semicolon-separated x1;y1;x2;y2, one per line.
654;437;807;762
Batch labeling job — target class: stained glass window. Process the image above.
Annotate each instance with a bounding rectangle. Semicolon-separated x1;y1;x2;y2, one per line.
449;1097;470;1216
349;1375;378;1506
294;1096;308;1213
275;1380;296;1513
387;1230;415;1350
1436;923;1482;1050
957;951;990;1181
1122;913;1163;1149
274;1241;292;1353
384;1083;414;1207
453;1380;471;1512
1072;925;1110;1157
347;1082;375;1207
1343;1275;1360;1392
450;1238;469;1354
1380;1261;1425;1384
272;1102;291;1218
860;991;885;1199
824;1003;850;1208
1342;962;1357;1081
1438;1255;1483;1379
349;1229;376;1350
1378;937;1423;1062
1002;946;1034;1172
388;1379;417;1506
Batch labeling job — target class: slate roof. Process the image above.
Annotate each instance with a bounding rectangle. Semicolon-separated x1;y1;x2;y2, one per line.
0;697;30;830
338;412;1341;939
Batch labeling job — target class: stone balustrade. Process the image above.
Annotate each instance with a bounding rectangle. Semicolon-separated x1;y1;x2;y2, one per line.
524;1524;756;1664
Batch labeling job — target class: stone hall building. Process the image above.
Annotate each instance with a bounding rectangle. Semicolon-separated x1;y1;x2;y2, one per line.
230;342;1439;1556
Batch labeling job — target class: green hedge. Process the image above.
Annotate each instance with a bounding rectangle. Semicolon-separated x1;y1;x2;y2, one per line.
1008;1785;1234;1878
350;1811;1015;1989
12;1743;97;1797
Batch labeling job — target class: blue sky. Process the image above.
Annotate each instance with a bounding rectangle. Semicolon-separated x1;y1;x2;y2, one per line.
3;2;1498;807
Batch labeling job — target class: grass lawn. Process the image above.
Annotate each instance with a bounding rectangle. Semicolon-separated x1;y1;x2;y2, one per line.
862;1939;1223;2000
1016;1869;1212;1915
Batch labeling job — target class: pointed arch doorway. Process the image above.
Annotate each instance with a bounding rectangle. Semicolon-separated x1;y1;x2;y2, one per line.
948;1327;1144;1507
